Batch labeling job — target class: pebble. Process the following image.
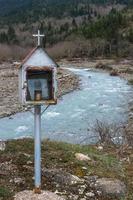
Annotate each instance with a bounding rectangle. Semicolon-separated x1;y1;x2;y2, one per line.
0;141;6;151
85;192;95;197
97;146;103;151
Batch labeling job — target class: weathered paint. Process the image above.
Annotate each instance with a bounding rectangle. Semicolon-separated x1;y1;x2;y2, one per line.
34;105;41;190
23;47;56;68
19;47;57;105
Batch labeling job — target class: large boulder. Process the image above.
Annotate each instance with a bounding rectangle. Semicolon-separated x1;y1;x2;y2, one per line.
95;178;126;198
42;169;81;185
14;190;65;200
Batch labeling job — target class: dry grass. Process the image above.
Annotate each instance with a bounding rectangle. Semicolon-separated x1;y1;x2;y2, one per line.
47;38;107;59
0;44;30;61
47;40;85;59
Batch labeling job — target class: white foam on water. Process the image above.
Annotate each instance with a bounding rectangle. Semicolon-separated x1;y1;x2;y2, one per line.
14;136;32;140
44;112;60;119
83;68;91;71
89;104;97;108
80;96;87;100
71;108;85;118
75;108;85;112
106;88;118;93
83;87;90;91
65;68;82;73
102;104;110;108
15;126;29;133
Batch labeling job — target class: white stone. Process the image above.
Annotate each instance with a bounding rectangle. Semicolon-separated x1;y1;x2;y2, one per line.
71;175;81;183
14;177;24;184
97;190;102;196
75;153;91;161
0;141;6;151
85;192;95;197
97;146;103;151
82;167;87;170
78;188;85;195
23;153;31;158
14;190;65;200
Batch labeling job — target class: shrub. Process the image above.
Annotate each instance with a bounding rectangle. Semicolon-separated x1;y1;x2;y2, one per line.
128;79;133;85
110;70;119;76
92;120;126;146
0;187;13;199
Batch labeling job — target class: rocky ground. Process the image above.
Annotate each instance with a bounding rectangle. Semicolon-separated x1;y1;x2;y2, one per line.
14;190;65;200
0;62;79;118
0;139;132;200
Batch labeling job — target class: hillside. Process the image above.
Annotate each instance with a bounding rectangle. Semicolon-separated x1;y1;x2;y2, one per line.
0;0;131;20
0;0;132;60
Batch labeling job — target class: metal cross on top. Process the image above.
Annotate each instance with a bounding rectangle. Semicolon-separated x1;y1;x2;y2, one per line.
33;30;45;46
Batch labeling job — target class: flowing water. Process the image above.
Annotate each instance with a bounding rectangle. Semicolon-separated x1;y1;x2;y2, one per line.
0;68;133;144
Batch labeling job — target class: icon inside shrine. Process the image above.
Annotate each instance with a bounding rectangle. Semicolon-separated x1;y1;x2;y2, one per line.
26;68;53;102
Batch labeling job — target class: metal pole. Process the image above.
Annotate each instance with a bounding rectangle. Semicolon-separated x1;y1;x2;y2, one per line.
34;105;41;193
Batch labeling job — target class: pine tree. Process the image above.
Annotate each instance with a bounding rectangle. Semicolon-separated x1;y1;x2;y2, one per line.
0;32;8;43
7;26;17;43
72;18;77;29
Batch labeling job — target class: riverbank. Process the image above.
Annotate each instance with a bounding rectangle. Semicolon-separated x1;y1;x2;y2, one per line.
59;58;133;81
59;58;133;147
0;139;132;200
0;62;79;118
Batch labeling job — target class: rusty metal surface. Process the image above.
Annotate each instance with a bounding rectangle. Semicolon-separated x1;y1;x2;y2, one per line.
19;47;37;68
26;99;57;105
34;187;41;194
26;66;53;71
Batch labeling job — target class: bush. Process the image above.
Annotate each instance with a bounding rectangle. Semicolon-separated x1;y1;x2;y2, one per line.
110;70;119;76
0;187;13;199
128;79;133;85
93;120;126;146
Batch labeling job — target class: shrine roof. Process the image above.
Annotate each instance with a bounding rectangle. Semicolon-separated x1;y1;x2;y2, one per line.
19;46;58;68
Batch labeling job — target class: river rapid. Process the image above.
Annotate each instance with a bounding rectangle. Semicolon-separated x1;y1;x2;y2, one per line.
0;68;133;144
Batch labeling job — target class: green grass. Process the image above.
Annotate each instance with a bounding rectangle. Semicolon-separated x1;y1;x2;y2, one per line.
0;187;13;199
0;139;132;199
128;79;133;85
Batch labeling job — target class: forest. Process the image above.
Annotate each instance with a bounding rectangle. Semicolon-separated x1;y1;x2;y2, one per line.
0;0;132;59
